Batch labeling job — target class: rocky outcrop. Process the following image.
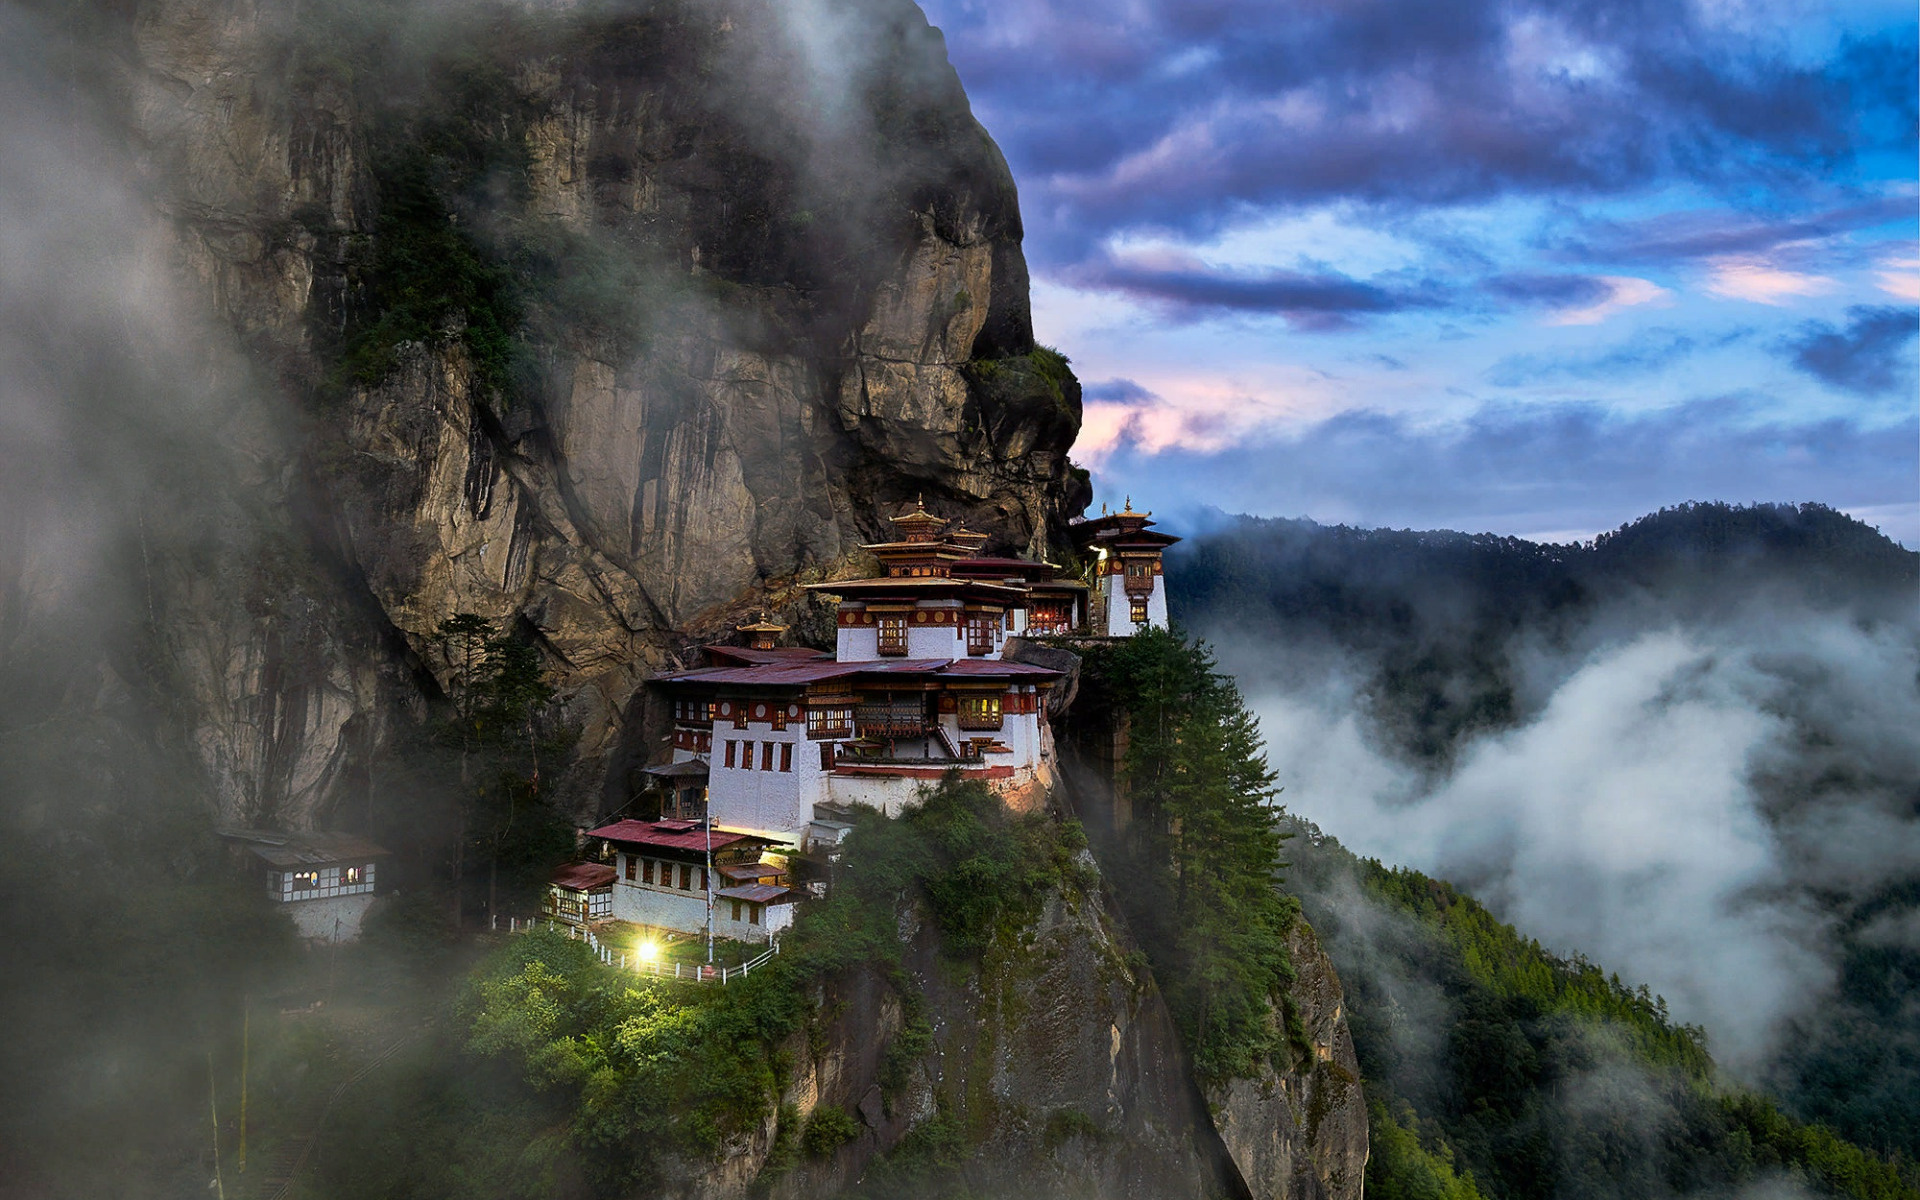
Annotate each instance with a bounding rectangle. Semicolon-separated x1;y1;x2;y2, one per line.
1207;920;1369;1200
683;863;1248;1200
653;856;1366;1200
63;0;1090;824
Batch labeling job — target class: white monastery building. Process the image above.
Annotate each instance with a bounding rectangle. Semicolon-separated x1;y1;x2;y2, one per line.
582;818;797;943
639;498;1180;846
1071;500;1180;636
572;496;1178;944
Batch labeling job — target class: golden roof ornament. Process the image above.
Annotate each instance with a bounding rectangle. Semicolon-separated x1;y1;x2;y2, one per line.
889;494;950;543
736;610;788;649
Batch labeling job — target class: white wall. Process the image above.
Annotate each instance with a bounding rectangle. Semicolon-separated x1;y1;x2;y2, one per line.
712;901;794;943
610;875;713;934
1097;574;1168;636
287;893;377;943
906;621;966;659
837;624;879;662
707;719;833;840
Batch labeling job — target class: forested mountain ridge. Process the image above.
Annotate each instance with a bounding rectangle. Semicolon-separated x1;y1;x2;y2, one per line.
1169;501;1920;1167
1279;818;1920;1200
1171;501;1914;758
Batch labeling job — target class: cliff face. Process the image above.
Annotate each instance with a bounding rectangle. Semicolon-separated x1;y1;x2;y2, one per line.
80;0;1089;824
1206;920;1368;1200
675;868;1246;1199
646;863;1367;1200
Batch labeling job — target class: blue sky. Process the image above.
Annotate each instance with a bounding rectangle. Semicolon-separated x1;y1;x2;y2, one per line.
919;0;1919;544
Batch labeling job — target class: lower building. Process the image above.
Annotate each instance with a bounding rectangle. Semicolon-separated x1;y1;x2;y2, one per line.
218;829;388;944
545;861;616;925
587;818;798;943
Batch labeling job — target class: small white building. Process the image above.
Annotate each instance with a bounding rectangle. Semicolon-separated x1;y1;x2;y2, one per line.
545;861;616;925
1069;501;1180;636
219;829;388;944
587;818;799;943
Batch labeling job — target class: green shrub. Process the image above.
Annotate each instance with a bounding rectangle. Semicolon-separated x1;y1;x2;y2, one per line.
802;1104;863;1158
1041;1107;1106;1147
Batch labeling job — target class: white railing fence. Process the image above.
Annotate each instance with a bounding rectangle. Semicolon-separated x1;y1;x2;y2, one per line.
491;914;781;985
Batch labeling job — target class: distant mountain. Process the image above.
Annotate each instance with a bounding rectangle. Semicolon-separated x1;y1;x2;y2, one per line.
1169;501;1920;1162
1169;502;1917;758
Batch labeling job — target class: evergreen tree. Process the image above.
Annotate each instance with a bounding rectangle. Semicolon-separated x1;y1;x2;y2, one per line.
432;613;571;926
1095;626;1300;1083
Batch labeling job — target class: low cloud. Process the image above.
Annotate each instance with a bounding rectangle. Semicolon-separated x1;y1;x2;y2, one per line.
1781;304;1920;395
1239;608;1920;1073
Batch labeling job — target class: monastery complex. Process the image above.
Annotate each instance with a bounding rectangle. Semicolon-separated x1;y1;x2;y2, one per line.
561;499;1179;946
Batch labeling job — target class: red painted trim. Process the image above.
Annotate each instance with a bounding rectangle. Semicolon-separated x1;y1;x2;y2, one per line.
831;764;1015;780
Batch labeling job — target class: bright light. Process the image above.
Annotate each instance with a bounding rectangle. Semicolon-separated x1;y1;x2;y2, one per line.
636;940;661;964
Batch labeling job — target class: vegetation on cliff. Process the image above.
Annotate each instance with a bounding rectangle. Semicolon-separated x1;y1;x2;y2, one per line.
1281;821;1919;1200
1077;627;1305;1084
309;777;1087;1197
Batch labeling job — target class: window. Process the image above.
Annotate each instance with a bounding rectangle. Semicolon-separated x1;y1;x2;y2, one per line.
1130;598;1148;624
807;707;852;738
877;616;908;656
723;739;735;768
292;871;318;891
679;864;692;890
699;867;709;891
820;742;836;771
625;856;637;882
779;743;793;772
343;865;364;885
958;694;1003;731
640;859;652;884
748;904;762;925
761;741;775;771
731;900;743;922
1027;601;1070;636
966;614;998;655
672;698;713;724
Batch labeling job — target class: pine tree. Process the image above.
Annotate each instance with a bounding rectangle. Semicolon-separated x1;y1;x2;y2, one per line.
1098;626;1299;1083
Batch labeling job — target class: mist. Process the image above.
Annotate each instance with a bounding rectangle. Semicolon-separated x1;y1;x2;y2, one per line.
1216;591;1920;1080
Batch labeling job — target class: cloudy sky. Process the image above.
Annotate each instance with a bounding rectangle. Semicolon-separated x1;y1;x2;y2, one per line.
920;0;1919;544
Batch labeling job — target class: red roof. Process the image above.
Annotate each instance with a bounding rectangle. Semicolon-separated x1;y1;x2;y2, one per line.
935;658;1061;678
656;658;952;686
716;883;796;904
587;819;769;853
704;645;832;666
803;577;1030;600
550;861;617;891
950;556;1061;579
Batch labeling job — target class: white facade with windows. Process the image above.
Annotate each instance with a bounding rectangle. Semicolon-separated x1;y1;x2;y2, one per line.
218;829;388;945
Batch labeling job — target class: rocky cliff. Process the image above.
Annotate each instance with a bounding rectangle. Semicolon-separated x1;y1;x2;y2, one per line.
32;0;1087;827
1206;920;1368;1200
666;859;1365;1200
